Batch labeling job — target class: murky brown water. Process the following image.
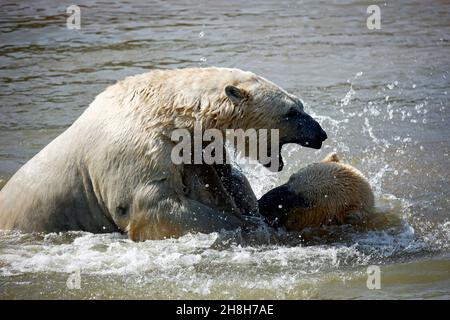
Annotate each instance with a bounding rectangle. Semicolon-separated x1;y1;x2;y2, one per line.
0;0;449;299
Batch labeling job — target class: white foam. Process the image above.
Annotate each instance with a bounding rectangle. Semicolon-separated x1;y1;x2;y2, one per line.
0;210;428;278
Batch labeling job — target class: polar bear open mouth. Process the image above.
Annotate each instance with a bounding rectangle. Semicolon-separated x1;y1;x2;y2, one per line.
266;138;324;172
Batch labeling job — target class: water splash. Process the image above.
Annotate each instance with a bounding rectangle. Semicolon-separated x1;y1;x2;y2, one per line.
340;72;363;107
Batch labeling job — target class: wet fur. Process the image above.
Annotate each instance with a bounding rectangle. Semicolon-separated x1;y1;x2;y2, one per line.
259;153;375;230
0;68;324;240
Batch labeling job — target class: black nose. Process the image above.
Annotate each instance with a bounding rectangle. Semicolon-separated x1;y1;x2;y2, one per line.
311;121;327;142
319;128;327;141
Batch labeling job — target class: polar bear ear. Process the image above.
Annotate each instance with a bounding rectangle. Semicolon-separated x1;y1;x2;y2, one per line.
321;152;340;163
225;85;246;105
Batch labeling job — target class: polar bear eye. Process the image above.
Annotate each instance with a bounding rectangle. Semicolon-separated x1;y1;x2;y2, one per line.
285;107;299;119
116;205;128;216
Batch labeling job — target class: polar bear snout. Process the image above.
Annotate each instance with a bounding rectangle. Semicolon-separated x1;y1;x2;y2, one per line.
258;185;310;228
304;120;328;149
258;185;294;228
301;112;327;148
281;111;327;150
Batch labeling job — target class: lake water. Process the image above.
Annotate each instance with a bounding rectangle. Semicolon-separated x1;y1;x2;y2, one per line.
0;0;449;299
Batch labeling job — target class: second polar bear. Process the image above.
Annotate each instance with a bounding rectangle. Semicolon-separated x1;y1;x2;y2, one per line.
258;153;374;230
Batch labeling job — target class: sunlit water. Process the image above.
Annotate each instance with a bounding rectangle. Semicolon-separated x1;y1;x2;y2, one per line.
0;0;449;299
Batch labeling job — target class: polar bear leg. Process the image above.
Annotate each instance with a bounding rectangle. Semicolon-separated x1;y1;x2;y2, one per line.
127;181;245;241
215;164;259;216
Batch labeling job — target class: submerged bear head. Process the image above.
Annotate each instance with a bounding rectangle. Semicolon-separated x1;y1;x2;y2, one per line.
258;153;375;230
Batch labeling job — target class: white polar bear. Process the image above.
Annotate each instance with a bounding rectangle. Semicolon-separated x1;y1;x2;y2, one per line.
0;68;327;240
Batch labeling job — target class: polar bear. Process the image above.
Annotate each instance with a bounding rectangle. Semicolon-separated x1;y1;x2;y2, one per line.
0;68;327;240
258;153;374;230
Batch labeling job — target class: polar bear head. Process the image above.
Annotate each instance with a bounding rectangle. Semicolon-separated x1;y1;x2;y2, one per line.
214;68;327;170
118;68;327;171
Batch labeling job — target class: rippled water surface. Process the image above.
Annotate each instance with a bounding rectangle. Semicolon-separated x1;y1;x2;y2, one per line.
0;0;449;299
